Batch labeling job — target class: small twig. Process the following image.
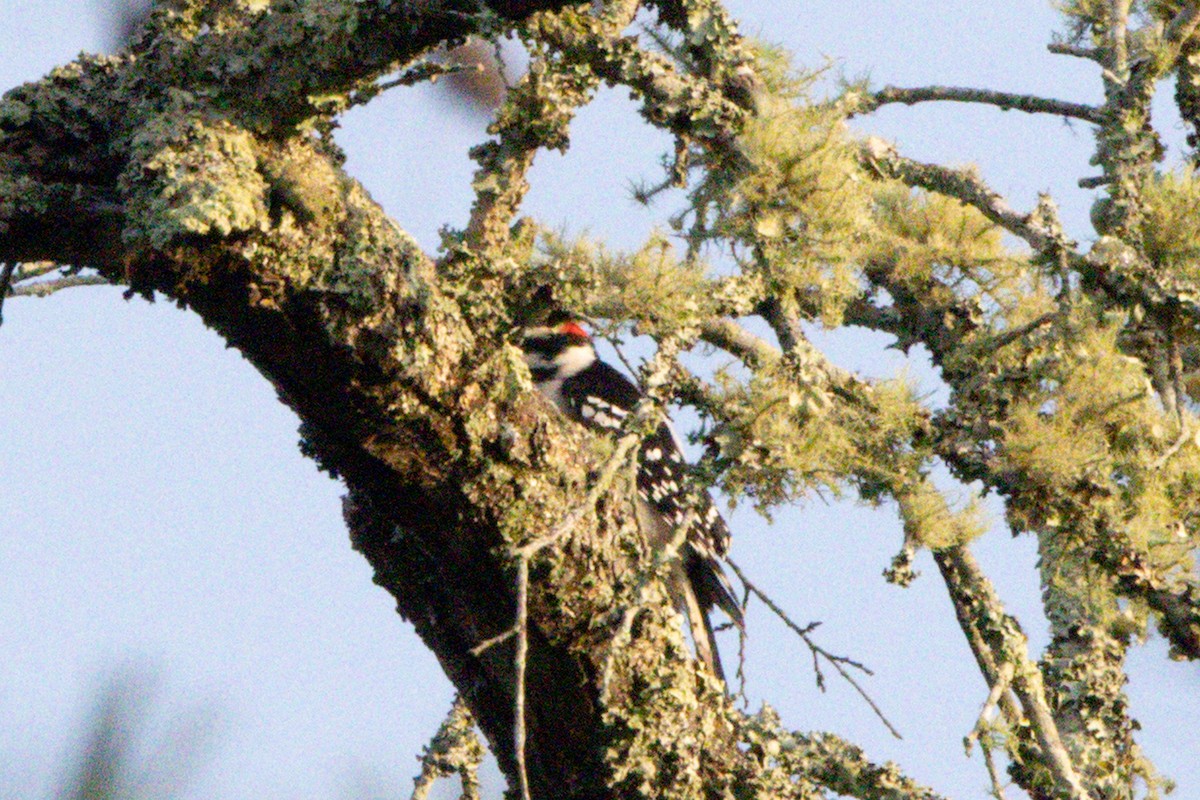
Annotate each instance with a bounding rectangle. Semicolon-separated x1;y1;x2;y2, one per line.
1048;42;1100;60
857;85;1104;124
966;662;1013;799
11;275;110;298
980;737;1008;800
725;558;903;740
1151;422;1192;470
984;312;1055;351
514;556;531;800
733;621;749;707
0;262;16;327
1078;174;1113;188
631;172;678;206
600;331;642;388
860;138;1079;264
1166;2;1200;48
469;626;517;656
350;60;478;109
965;661;1013;755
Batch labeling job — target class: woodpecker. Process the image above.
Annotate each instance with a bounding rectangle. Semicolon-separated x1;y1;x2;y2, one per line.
522;319;743;681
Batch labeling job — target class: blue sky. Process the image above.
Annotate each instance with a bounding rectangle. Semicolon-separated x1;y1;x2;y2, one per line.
1;2;1197;798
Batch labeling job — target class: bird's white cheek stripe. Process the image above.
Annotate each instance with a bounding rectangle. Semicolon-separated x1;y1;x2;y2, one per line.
554;343;597;379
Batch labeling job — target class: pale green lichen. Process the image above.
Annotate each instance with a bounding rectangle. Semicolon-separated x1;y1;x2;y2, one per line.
121;109;269;250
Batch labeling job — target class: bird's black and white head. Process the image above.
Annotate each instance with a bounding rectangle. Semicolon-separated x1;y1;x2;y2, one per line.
521;319;596;383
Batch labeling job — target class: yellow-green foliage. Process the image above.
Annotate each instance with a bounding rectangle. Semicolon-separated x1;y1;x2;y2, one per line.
710;362;924;513
595;235;720;334
870;184;1017;289
895;479;986;551
1139;168;1200;292
700;51;870;325
1122;442;1200;576
867;183;1052;353
535;231;724;334
1001;316;1157;494
731;104;866;321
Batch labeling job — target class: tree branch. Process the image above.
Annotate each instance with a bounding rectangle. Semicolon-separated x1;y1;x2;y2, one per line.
1048;41;1101;60
856;85;1103;124
1166;2;1200;49
10;275;110;298
131;0;588;132
934;547;1088;800
859;138;1069;257
0;3;624;797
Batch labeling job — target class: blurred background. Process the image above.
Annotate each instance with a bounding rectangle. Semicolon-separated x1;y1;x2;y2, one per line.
1;1;1197;797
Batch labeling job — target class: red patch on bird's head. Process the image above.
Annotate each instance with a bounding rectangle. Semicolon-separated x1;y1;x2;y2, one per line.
557;321;590;341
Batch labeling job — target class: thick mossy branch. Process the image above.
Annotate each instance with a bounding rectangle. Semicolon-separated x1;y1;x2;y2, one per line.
128;0;585;132
0;2;629;797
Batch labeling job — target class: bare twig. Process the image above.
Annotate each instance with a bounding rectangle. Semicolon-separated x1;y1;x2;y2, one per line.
515;429;642;558
984;312;1055;352
349;60;478;109
980;737;1008;800
725;558;903;740
857;85;1103;124
1151;422;1190;470
966;663;1013;800
1048;42;1100;60
469;626;517;656
965;661;1013;756
0;262;16;326
733;622;749;706
11;275;110;298
514;556;531;800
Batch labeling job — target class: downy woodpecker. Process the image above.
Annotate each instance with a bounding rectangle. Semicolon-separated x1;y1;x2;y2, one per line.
522;319;742;681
